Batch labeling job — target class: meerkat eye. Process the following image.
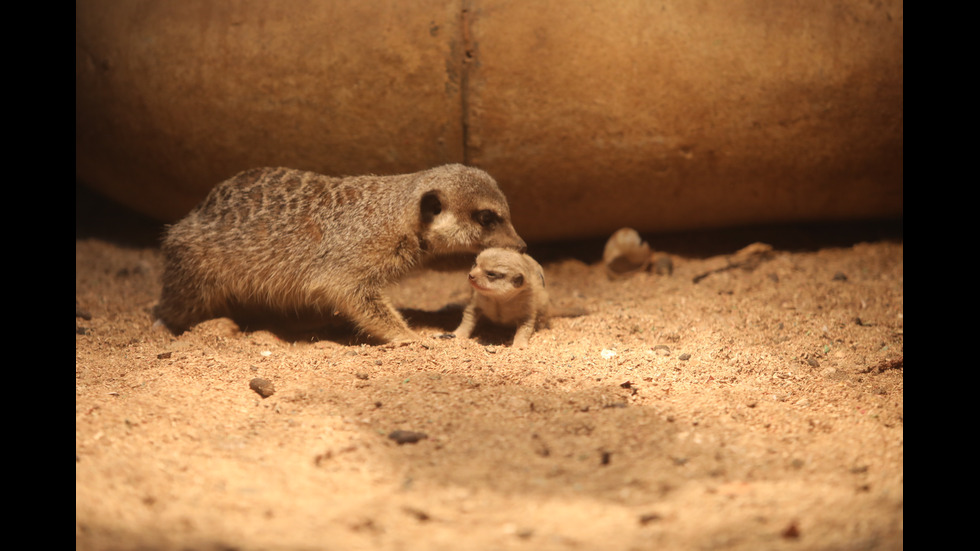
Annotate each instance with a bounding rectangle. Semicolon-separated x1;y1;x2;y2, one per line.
473;209;501;228
486;270;503;280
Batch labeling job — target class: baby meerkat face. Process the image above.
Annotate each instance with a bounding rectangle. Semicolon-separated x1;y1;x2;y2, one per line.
468;248;527;298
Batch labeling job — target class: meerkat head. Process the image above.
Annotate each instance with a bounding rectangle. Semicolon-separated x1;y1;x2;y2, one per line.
417;165;526;255
468;248;530;300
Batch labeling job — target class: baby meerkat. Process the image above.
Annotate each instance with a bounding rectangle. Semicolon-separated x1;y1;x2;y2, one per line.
155;164;525;343
452;248;549;348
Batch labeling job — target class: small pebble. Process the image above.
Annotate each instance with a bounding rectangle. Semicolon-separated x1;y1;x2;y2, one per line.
781;521;801;539
651;345;670;356
249;377;275;398
402;506;431;522
638;513;663;525
388;430;428;445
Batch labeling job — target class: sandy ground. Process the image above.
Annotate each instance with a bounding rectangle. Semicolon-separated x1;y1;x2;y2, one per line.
75;187;903;551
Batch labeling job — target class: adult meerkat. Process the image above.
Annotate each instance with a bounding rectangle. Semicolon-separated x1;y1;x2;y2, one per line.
155;164;525;343
452;248;549;348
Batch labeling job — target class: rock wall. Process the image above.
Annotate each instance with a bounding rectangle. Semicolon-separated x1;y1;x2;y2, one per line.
76;1;903;242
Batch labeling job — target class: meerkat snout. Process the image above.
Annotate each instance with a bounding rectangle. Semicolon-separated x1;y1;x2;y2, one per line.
418;174;524;254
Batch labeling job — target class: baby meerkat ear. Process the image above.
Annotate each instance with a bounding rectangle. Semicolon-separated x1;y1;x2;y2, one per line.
512;274;525;287
420;191;443;225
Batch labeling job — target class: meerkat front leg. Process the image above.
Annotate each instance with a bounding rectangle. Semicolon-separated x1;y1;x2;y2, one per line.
346;291;419;344
452;303;480;340
511;318;537;348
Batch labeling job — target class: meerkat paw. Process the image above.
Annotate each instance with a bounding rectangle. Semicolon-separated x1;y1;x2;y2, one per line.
385;338;417;347
152;316;188;335
379;330;421;346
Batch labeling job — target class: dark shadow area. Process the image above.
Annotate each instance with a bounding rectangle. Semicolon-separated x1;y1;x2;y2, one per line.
254;304;469;346
172;303;375;346
229;313;368;346
530;217;904;265
424;319;521;347
162;304;469;346
77;179;902;263
401;304;465;335
75;180;165;248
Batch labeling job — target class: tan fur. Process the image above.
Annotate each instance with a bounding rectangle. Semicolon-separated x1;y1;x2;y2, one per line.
452;248;549;348
155;164;525;343
603;227;651;278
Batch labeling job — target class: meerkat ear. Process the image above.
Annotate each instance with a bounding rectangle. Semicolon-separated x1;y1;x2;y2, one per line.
513;274;525;287
420;191;443;225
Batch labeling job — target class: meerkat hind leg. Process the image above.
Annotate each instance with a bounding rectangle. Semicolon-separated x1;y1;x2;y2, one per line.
154;286;211;334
